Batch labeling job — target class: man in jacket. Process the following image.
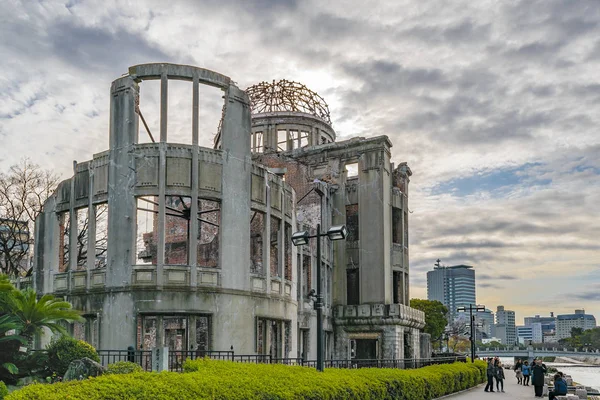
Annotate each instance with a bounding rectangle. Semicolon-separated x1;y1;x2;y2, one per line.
549;373;567;400
484;358;496;392
531;359;547;397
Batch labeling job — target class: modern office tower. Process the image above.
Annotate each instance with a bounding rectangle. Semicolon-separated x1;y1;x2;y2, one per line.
427;261;476;321
495;306;516;345
556;310;597;340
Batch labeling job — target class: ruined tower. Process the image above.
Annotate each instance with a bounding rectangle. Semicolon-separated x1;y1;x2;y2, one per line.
246;80;425;361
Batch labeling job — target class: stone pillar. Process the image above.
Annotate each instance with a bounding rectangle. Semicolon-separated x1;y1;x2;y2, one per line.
106;75;138;286
219;85;251;290
103;75;139;348
357;147;392;303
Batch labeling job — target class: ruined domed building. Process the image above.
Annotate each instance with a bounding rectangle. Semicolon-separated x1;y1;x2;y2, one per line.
33;63;426;364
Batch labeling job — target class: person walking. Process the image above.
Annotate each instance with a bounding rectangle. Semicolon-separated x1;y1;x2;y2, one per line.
522;360;531;386
495;361;505;392
531;359;547;397
484;358;496;392
514;359;523;384
549;373;567;400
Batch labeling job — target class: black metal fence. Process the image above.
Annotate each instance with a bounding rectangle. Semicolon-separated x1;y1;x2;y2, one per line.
34;348;466;373
97;349;152;370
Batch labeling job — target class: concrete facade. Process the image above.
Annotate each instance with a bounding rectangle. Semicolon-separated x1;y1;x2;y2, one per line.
32;65;424;362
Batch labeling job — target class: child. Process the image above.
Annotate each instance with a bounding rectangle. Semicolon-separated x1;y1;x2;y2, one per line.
514;359;523;384
495;361;506;392
522;360;531;386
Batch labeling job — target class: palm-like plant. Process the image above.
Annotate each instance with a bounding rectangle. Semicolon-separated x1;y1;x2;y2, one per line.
8;289;84;339
0;314;26;374
0;274;13;293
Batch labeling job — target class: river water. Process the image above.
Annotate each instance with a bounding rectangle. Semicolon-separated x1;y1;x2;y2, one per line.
499;357;600;391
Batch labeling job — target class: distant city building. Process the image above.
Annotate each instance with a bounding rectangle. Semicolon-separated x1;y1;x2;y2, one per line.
495;305;516;345
516;323;543;344
524;313;556;336
556;310;597;340
475;308;495;340
427;261;476;321
482;337;502;344
543;332;557;343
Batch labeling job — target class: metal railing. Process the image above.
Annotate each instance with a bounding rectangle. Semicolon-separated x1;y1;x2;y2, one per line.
31;348;466;373
97;349;153;370
168;350;234;372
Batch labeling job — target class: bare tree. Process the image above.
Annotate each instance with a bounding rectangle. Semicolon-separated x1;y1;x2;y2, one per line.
446;318;470;352
0;159;60;276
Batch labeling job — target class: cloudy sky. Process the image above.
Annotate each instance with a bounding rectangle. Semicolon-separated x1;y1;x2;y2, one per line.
1;0;599;324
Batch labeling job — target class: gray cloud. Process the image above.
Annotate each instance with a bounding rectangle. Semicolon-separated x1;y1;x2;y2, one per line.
478;274;518;281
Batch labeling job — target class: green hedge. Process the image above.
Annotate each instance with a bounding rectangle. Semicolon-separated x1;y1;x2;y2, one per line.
105;361;143;375
0;381;8;400
7;359;486;400
45;336;100;377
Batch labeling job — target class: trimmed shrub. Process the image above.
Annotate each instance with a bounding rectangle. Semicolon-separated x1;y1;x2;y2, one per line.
105;361;143;375
45;336;100;377
0;381;8;400
7;359;486;400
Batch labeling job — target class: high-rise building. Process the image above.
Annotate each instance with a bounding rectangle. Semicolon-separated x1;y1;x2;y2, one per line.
427;261;476;321
556;310;596;340
495;305;516;345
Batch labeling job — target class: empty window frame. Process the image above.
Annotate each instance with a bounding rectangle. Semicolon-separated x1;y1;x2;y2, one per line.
270;216;280;277
197;199;220;268
403;211;408;248
195;315;211;352
94;204;108;268
288;130;310;150
392;208;402;245
58;211;70;272
345;205;359;241
256;318;291;357
167;80;193;145
277;130;288;151
250;211;264;274
284;223;292;280
165;196;192;265
252;131;264;153
136;196;159;265
347;268;359;305
393;271;404;304
345;162;359;178
302;255;311;296
137;80;160;144
75;208;89;269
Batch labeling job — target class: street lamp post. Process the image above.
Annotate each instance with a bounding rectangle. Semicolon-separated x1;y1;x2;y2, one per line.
456;304;486;363
291;224;347;372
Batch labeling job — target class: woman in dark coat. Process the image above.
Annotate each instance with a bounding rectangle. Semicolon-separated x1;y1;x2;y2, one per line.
531;359;547;397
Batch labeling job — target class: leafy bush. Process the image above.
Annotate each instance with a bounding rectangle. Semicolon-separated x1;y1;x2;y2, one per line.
45;337;99;377
7;359;486;400
105;361;143;375
0;381;7;400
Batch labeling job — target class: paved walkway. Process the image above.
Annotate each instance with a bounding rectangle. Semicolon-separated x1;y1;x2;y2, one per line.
442;375;543;399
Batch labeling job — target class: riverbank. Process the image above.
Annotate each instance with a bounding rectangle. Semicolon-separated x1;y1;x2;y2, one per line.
499;357;600;392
